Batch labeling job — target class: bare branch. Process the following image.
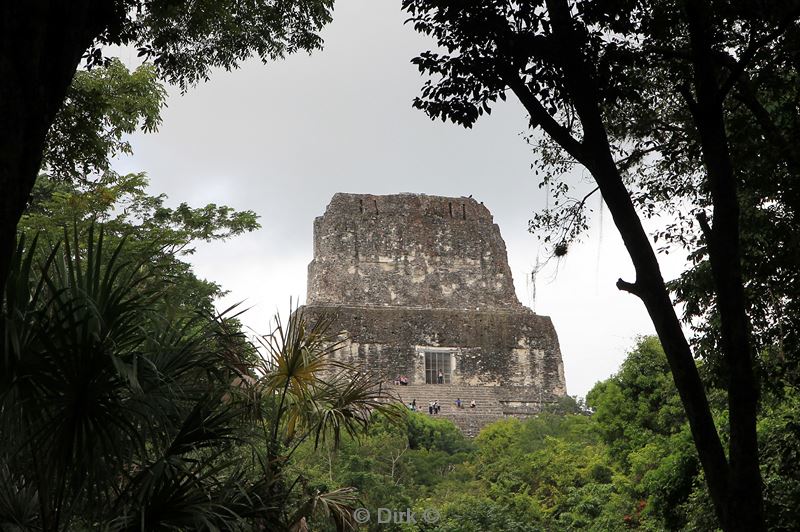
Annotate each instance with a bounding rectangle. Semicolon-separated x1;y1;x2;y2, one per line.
502;70;586;162
616;278;643;297
696;210;712;244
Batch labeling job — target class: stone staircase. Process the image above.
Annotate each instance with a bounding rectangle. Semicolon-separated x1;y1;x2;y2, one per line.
383;383;507;437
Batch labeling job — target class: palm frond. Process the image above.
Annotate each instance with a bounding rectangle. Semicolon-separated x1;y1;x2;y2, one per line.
112;396;249;531
1;226;253;530
0;465;39;531
257;307;346;397
288;486;359;532
307;371;406;450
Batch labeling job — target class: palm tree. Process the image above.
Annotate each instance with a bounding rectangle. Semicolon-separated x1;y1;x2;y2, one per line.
0;227;401;531
246;307;405;531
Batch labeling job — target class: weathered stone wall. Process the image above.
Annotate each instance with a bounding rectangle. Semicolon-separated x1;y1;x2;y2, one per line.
300;304;566;401
301;192;567;427
307;193;522;310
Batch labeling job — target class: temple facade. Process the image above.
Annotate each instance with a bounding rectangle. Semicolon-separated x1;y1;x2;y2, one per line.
300;193;567;434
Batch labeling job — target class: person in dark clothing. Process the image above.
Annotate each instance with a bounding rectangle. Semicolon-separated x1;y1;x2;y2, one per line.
437;370;444;384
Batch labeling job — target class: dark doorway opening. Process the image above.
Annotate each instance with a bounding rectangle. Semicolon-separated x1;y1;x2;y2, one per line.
424;351;452;384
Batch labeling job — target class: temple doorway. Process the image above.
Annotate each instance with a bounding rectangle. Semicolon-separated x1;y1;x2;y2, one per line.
424;351;452;384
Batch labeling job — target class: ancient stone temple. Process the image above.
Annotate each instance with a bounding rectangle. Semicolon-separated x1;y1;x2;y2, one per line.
300;193;566;435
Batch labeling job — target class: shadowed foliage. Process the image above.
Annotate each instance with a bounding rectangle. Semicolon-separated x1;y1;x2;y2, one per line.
0;227;399;531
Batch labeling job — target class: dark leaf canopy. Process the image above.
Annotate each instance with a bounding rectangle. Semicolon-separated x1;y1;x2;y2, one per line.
404;1;800;379
87;0;335;89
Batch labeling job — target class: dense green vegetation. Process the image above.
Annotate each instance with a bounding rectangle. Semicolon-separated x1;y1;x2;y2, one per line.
0;59;397;531
0;221;396;530
292;336;800;531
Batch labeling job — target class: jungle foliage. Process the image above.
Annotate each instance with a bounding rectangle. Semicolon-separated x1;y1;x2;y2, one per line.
401;1;800;529
295;337;800;532
0;226;396;531
0;56;398;531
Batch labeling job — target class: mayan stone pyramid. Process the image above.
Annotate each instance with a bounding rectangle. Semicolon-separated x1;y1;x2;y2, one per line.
300;193;567;434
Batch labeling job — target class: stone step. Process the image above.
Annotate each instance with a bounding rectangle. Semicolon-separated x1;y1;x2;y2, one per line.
380;383;542;436
385;389;504;401
384;384;506;418
410;408;503;416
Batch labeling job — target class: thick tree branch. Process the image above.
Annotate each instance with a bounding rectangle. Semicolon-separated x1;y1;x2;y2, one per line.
538;0;734;526
502;71;586;162
733;80;800;177
616;278;643;297
0;1;102;289
696;210;712;244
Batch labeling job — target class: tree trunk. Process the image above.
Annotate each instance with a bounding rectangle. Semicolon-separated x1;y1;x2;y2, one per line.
515;1;762;529
684;2;764;530
0;2;101;290
1;2;105;525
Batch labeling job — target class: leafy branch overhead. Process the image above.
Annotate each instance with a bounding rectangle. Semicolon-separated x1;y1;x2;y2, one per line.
20;172;260;315
32;58;259;259
87;0;335;89
0;0;336;288
405;0;799;255
43;59;166;183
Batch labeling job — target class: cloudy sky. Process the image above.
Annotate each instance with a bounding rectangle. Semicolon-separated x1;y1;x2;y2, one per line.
119;0;688;397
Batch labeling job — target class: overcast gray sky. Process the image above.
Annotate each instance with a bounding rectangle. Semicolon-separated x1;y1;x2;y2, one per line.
119;0;688;397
